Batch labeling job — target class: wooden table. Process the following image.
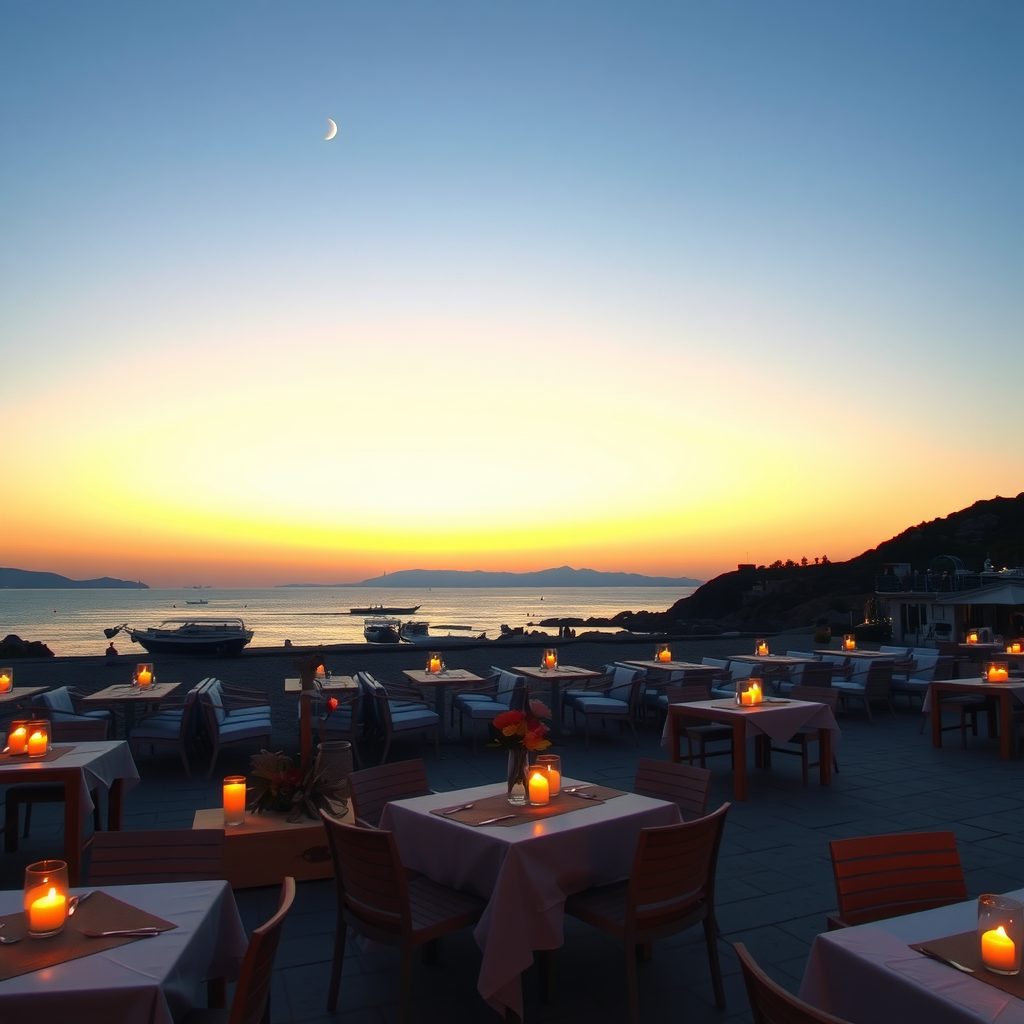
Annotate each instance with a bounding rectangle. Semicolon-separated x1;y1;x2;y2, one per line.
402;669;484;739
80;681;181;739
731;654;819;668
0;686;49;706
0;740;138;884
665;698;839;801
814;649;893;660
512;665;603;737
927;677;1024;761
285;676;357;767
193;804;353;887
622;659;719;675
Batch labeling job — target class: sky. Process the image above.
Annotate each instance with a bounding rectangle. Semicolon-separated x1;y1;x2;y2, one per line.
1;1;1021;588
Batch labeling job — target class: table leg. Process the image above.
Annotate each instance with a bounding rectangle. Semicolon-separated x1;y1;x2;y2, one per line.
819;729;832;786
123;701;137;740
755;734;771;768
731;721;747;801
999;692;1011;761
986;698;999;739
668;708;681;764
434;684;448;740
108;778;125;831
930;684;942;749
60;770;84;886
548;680;562;738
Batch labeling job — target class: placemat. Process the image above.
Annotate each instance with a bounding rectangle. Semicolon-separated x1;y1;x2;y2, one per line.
910;932;1024;999
0;890;177;983
431;785;626;827
709;701;791;711
0;744;76;764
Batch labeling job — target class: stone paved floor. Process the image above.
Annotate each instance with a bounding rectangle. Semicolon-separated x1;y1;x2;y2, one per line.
2;644;1022;1022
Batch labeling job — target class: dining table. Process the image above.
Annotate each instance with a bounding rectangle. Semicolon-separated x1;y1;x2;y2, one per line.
0;740;140;884
511;665;603;737
401;668;484;739
621;659;720;676
925;677;1024;761
80;682;182;740
379;778;682;1020
799;887;1024;1024
0;879;248;1024
663;697;840;800
0;687;49;706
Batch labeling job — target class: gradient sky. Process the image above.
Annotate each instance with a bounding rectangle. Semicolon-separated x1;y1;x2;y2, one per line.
2;1;1021;587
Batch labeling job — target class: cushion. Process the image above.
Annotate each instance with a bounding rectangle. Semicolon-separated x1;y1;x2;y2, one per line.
130;715;184;740
607;667;639;703
574;696;629;714
40;688;76;714
218;720;273;741
390;708;440;730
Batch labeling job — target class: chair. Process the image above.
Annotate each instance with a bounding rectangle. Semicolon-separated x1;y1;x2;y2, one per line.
770;687;840;785
32;685;113;726
827;831;966;929
87;829;225;885
128;685;203;778
564;803;731;1024
664;684;733;768
833;661;895;722
735;942;852;1024
316;689;363;768
633;757;712;820
451;670;525;754
359;673;440;764
181;877;295;1024
896;654;954;709
198;678;274;778
4;718;108;852
346;758;431;828
320;812;486;1023
571;669;645;750
779;662;834;694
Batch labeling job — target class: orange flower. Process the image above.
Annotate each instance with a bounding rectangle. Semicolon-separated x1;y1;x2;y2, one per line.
523;727;552;751
327;697;339;711
493;709;524;731
529;701;551;720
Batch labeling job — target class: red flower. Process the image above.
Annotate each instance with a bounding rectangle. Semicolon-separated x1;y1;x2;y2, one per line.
493;709;524;731
529;700;551;720
327;697;339;711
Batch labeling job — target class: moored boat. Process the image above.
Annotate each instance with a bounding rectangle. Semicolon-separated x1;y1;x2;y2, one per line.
364;618;402;644
399;621;488;645
104;618;253;656
351;604;421;615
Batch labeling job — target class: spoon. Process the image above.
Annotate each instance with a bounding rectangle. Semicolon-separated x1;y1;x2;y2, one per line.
0;935;21;944
440;803;474;815
68;891;97;916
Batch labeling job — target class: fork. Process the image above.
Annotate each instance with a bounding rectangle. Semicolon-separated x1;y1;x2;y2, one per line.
440;803;474;815
68;890;98;916
80;927;162;938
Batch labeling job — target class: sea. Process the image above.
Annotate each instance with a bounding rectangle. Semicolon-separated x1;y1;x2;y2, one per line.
0;586;698;658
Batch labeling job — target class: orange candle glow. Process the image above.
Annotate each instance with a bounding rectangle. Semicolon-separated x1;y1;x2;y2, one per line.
0;668;11;693
137;665;153;688
740;689;753;706
987;664;1009;682
8;726;27;755
755;640;769;656
982;926;1017;972
28;888;66;934
843;635;856;651
428;655;442;674
967;632;979;645
749;682;762;705
1009;643;1022;655
656;644;672;663
528;771;549;805
223;776;247;826
27;729;48;756
543;650;557;670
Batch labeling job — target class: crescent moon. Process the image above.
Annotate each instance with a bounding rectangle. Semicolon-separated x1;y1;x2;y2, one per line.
325;118;338;141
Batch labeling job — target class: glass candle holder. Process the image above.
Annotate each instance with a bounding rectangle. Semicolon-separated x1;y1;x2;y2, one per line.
754;639;769;657
966;632;979;645
24;859;69;938
6;719;30;755
135;663;154;689
0;666;12;693
223;776;247;826
528;768;550;805
978;894;1023;975
427;653;444;674
655;643;672;663
986;662;1010;683
843;634;857;651
26;719;50;757
533;753;561;796
736;679;764;706
542;649;557;670
1009;642;1022;655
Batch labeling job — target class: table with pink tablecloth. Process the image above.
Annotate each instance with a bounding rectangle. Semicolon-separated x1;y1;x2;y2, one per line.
0;879;247;1024
799;888;1024;1024
379;780;681;1019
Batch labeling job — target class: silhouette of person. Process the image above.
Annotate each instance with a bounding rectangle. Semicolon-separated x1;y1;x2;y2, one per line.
105;642;119;663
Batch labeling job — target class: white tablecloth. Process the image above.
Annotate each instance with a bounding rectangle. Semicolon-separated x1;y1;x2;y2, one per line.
380;780;682;1018
799;888;1024;1024
0;741;140;815
660;699;842;747
0;880;247;1024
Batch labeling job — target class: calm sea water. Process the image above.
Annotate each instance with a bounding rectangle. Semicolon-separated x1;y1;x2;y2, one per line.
0;586;696;657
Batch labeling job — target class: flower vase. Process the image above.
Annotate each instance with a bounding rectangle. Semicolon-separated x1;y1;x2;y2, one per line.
507;749;529;806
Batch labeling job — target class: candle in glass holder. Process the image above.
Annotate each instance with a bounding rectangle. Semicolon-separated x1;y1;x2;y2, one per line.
24;859;69;938
0;667;12;693
223;776;247;826
543;649;557;670
843;635;856;651
966;632;979;645
1009;642;1022;655
986;662;1010;683
528;770;549;805
755;640;769;657
27;721;49;756
749;681;762;705
979;894;1023;975
534;754;561;796
7;722;28;755
656;644;672;663
427;653;443;674
136;663;153;688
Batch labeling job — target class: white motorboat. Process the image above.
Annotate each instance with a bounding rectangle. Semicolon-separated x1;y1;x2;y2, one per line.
364;618;402;644
105;617;253;656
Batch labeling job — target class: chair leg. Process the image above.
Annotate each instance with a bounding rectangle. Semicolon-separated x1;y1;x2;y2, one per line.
628;719;639;748
326;914;346;1011
23;801;33;839
379;734;392;766
623;940;640;1024
434;727;440;761
398;946;414;1024
801;741;809;786
703;914;726;1008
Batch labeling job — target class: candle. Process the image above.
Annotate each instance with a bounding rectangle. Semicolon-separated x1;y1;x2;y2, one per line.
1010;643;1022;655
543;650;557;670
544;766;561;794
656;645;672;663
138;667;152;688
755;640;769;656
967;633;978;645
28;887;66;934
987;665;1009;682
0;669;11;693
982;926;1017;972
740;689;753;706
528;771;549;805
27;729;48;756
428;655;442;674
8;726;28;755
843;635;856;651
223;776;247;826
749;682;762;705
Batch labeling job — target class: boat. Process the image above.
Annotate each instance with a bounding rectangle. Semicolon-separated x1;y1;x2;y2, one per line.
103;618;253;656
400;621;488;645
350;604;421;615
364;618;402;644
185;599;209;605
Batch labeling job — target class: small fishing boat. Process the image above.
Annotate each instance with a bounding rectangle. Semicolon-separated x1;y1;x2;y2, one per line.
185;598;209;605
104;618;253;656
400;622;488;645
351;604;421;615
364;618;402;644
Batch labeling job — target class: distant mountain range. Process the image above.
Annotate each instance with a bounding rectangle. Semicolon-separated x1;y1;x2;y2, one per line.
0;568;148;589
279;566;704;588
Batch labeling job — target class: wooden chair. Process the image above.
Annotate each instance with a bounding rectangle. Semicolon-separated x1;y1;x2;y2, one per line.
4;718;109;851
346;758;431;828
633;757;712;821
667;684;733;768
128;685;203;778
827;831;966;929
564;803;731;1024
735;942;852;1024
834;661;895;722
770;686;840;785
320;812;486;1023
360;673;440;764
87;829;225;885
181;877;295;1024
573;672;645;749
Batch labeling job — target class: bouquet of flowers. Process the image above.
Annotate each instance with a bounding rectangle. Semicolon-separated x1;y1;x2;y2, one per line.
247;749;348;823
490;701;552;803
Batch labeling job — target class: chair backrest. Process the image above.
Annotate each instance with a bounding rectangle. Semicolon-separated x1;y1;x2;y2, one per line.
346;758;430;828
495;670;526;708
229;877;296;1024
931;656;955;681
608;666;643;702
731;662;757;680
35;687;77;714
626;803;730;934
633;757;712;820
701;658;729;670
320;812;410;938
87;829;225;885
735;942;851;1024
793;662;834;687
863;661;894;696
51;718;109;742
828;831;966;926
665;684;712;704
790;686;839;712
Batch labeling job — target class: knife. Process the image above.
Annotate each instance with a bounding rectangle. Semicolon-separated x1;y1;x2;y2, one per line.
477;814;515;825
81;927;163;938
916;947;975;974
